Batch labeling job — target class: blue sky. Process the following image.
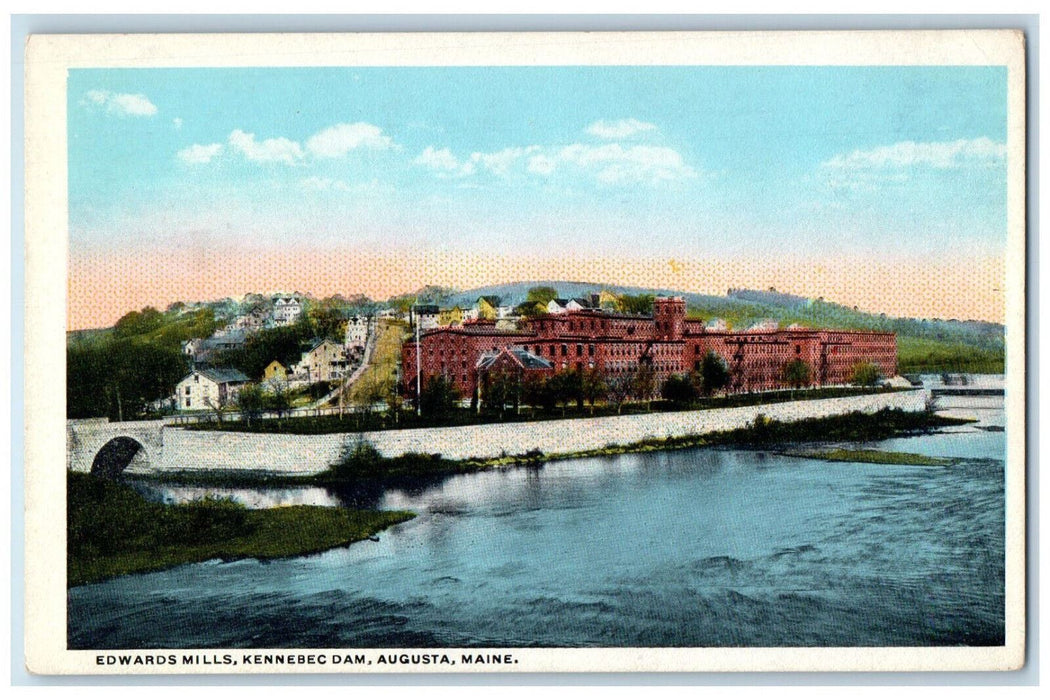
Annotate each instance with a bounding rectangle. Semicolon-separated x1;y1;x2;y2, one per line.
69;66;1007;255
66;65;1009;325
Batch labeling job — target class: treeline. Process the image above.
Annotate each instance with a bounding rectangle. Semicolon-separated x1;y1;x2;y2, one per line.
421;351;732;420
67;304;213;420
67;298;361;420
67;337;187;420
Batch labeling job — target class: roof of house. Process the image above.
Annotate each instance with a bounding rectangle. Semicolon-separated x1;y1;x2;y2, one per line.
477;295;502;307
414;304;440;314
201;330;247;347
197;368;250;384
476;346;554;371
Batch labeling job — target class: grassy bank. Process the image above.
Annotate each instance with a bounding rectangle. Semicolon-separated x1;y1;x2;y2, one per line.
469;408;973;466
68;473;413;586
781;448;954;467
897;336;1004;374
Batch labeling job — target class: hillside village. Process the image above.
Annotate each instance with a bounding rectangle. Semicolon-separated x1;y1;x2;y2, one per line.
170;289;644;415
66;283;1006;423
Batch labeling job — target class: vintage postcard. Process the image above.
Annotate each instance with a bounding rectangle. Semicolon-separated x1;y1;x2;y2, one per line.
24;31;1026;674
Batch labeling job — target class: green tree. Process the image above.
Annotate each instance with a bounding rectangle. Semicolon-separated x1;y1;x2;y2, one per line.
386;294;417;315
203;391;232;424
633;362;657;409
113;306;164;338
526;286;559;304
618;293;655;315
581;368;607;414
66;338;187;420
264;377;292;419
605;373;634;414
420;374;459;418
514;301;547;318
782;359;813;390
235;383;266;427
308;297;348;341
523;374;556;414
381;378;405;424
545;372;571;415
329;437;384;480
483;370;521;418
851;361;883;387
661;373;697;405
699;351;730;396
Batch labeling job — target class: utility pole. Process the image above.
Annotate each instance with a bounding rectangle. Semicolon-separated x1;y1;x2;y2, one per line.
414;303;422;416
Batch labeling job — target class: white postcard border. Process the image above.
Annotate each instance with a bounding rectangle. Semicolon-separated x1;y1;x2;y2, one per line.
23;30;1027;675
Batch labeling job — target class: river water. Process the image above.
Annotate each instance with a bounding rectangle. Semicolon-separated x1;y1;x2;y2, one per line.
68;395;1006;648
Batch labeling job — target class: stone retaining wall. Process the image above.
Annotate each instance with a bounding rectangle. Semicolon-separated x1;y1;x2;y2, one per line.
149;390;929;475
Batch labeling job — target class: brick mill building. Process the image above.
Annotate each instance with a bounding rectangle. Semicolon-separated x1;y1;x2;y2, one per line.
401;296;896;400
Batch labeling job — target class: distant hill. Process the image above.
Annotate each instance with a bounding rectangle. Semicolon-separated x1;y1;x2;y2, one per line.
69;282;1005;376
445;280;735;312
727;288;810;308
444;280;1005;374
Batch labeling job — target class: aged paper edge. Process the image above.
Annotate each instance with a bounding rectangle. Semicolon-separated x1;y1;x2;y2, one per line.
23;30;1027;675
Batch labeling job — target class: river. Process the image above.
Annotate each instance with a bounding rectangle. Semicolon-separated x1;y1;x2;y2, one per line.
68;394;1006;648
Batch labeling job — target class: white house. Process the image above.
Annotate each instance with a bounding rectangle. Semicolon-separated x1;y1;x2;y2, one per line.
705;318;728;331
547;298;569;314
175;368;249;411
410;304;440;331
345;315;370;349
181;338;205;358
747;319;780;332
273;296;303;326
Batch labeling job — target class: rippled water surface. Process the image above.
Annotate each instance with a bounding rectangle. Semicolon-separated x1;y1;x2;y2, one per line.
69;396;1006;648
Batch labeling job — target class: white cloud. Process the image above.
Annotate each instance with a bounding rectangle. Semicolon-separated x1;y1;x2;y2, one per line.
551;143;697;183
415;141;696;185
177;143;223;165
83;89;158;117
414;146;460;173
173;118;183;130
228;129;303;165
305;122;396;158
820;137;1005;191
585;118;659;140
822;137;1006;172
468;146;539;176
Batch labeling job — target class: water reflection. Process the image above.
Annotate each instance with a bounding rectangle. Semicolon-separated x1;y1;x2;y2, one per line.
72;394;1007;649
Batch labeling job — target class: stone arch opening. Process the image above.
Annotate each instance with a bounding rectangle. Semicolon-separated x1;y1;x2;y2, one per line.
90;436;150;478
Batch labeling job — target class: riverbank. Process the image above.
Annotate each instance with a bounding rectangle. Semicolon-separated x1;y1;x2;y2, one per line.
134;408;972;489
68;473;413;586
72;408;973;586
458;407;972;468
780;447;955;467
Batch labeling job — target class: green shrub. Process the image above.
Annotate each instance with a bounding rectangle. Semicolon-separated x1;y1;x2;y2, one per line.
329;437;384;480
